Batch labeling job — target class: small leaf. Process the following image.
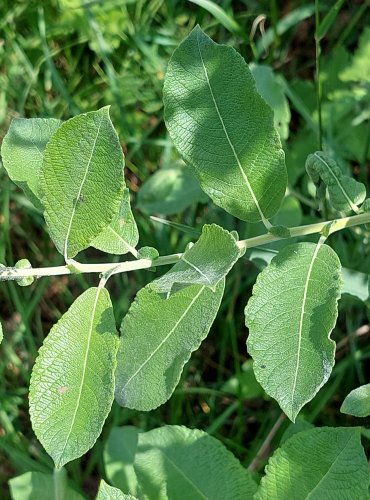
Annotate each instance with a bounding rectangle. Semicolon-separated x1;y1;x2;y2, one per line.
164;26;287;224
15;259;34;287
29;287;119;468
1;118;61;209
96;480;137;500
152;224;241;294
9;471;84;500
306;152;366;213
341;383;370;417
40;107;124;259
104;425;257;499
255;427;369;499
137;246;159;260
115;280;224;410
246;242;342;421
92;188;139;256
268;225;290;238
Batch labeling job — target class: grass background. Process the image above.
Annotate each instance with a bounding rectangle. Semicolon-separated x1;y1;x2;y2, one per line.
0;0;369;497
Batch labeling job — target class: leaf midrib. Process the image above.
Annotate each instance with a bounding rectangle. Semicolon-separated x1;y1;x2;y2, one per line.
58;287;101;466
195;29;270;227
63;115;104;259
121;286;205;392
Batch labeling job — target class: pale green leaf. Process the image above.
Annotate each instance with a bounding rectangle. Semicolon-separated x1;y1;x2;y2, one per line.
96;480;137;500
92;188;139;256
0;322;3;344
40;107;124;259
29;287;119;468
115;280;224;410
1;118;61;209
137;246;159;260
9;471;84;500
250;64;291;140
137;163;207;216
246;242;342;421
340;27;370;83
187;0;241;34
104;425;257;500
15;259;34;287
255;427;369;499
153;224;241;294
163;26;287;225
341;383;370;417
306;152;366;213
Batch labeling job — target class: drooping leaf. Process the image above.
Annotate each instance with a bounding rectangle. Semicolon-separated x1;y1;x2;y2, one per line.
104;425;257;500
255;427;369;499
137;162;207;216
152;224;241;294
245;242;342;421
40;107;124;259
250;64;291;140
306;151;366;213
96;480;137;500
29;287;119;468
341;383;370;418
9;471;84;500
92;188;139;256
115;280;224;410
163;26;287;225
0;118;61;209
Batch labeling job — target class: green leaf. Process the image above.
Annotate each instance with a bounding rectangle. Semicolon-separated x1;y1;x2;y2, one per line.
163;26;287;225
104;425;257;499
255;427;369;499
245;242;342;421
221;360;264;400
92;188;139;256
0;322;3;344
40;107;124;259
279;419;314;446
9;471;84;500
342;268;369;302
306;152;366;213
250;64;291;140
0;118;61;209
29;287;119;468
15;259;34;287
340;27;370;83
137;163;207;216
137;246;159;260
96;480;137;500
115;280;224;410
152;224;241;294
316;0;345;41
187;0;241;35
341;383;370;418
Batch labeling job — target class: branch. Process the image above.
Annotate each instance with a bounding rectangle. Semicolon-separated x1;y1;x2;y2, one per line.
1;212;370;281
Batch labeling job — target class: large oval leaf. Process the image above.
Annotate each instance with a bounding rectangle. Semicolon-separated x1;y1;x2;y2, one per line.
29;287;119;468
1;118;61;209
245;242;342;421
115;280;224;410
163;26;287;224
104;425;257;499
40;107;124;259
255;427;369;499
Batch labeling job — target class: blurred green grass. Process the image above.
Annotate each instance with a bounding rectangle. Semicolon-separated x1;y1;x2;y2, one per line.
1;0;370;497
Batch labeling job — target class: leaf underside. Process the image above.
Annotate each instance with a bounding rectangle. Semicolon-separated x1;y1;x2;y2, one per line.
164;25;287;223
115;280;225;411
29;287;119;468
246;242;342;421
